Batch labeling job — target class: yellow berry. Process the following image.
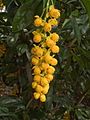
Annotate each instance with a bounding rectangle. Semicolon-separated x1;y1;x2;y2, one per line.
43;23;52;32
47;66;55;74
36;47;43;57
48;18;58;26
40;94;46;102
45;74;53;82
49;8;60;19
34;17;42;27
36;85;43;93
50;58;58;66
33;34;42;43
50;33;59;42
46;39;55;47
33;92;40;99
31;47;36;54
33;66;41;74
41;62;49;70
42;84;49;94
33;75;41;83
31;57;39;65
50;45;59;53
31;46;43;57
32;82;37;89
41;77;48;86
44;54;52;63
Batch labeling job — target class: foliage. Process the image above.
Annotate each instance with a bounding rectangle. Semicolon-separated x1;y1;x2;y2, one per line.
0;0;90;120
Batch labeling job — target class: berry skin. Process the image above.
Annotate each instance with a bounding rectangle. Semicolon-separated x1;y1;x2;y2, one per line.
44;54;52;63
42;84;49;94
43;23;52;32
45;74;53;82
31;57;39;65
50;33;59;42
31;47;36;54
46;39;55;47
33;66;41;75
48;19;58;26
47;66;55;74
32;82;37;89
41;62;49;70
40;94;46;102
34;17;42;27
36;85;43;93
49;7;60;19
33;34;42;43
32;46;43;57
36;47;43;57
50;45;59;53
50;58;58;66
33;75;41;83
34;92;40;99
41;77;48;86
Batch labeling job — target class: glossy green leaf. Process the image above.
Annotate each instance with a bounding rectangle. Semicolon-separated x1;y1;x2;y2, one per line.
81;0;90;25
12;0;42;32
71;17;81;46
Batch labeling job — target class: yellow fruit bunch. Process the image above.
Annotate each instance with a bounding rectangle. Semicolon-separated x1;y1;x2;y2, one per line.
31;4;60;102
0;43;6;57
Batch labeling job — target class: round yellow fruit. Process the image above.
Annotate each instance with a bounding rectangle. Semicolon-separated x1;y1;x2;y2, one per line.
41;62;49;70
46;39;55;47
50;58;58;66
49;8;60;19
48;18;58;26
44;54;52;63
34;17;42;27
45;74;53;82
50;33;59;42
36;85;43;93
42;85;49;94
40;94;46;102
33;92;40;99
41;77;48;86
32;82;37;89
50;45;59;53
47;66;55;74
33;66;41;74
43;23;52;32
35;47;43;57
33;75;41;83
31;47;36;54
31;57;39;65
31;46;43;57
33;34;42;43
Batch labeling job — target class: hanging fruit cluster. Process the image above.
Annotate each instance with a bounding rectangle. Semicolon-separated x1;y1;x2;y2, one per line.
31;3;60;102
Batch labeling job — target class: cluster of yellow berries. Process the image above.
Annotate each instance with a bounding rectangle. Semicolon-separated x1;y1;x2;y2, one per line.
31;5;60;102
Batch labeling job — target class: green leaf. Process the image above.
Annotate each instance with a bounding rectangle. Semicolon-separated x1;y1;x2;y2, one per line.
71;17;81;46
81;0;90;25
16;44;28;55
12;0;42;32
43;0;48;8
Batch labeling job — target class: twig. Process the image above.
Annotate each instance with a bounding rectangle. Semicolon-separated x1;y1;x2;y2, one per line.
26;98;33;109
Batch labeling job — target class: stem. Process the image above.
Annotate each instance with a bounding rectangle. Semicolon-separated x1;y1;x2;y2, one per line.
51;0;54;5
44;0;50;21
77;90;88;105
26;98;33;109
